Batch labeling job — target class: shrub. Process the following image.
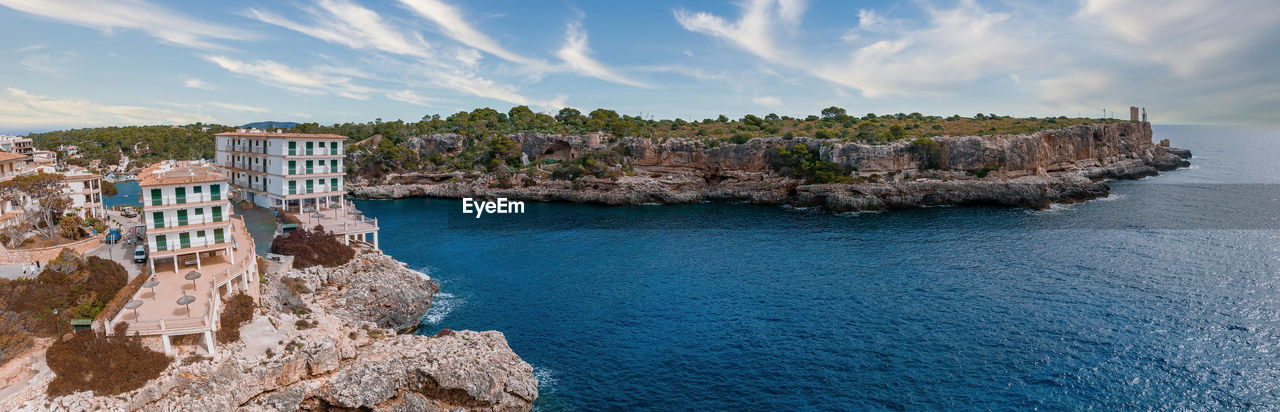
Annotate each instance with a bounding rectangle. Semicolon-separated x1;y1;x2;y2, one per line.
46;324;171;397
295;319;313;330
217;293;255;344
270;225;355;268
767;143;853;184
910;137;943;170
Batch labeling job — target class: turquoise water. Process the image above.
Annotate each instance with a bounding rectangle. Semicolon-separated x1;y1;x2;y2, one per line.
104;180;140;208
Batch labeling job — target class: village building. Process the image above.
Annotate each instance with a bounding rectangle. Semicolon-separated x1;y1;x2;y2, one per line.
214;129;379;248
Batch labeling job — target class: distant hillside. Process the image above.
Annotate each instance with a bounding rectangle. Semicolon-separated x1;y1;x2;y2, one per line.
241;121;299;130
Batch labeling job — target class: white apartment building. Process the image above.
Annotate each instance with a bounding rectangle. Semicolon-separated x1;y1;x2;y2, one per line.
137;160;235;275
62;170;104;220
214;129;347;211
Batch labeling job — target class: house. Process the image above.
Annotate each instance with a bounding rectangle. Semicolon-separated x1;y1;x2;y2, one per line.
61;169;104;220
214;129;379;248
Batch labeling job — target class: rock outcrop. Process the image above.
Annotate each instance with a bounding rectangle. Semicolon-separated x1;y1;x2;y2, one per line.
267;252;439;333
18;251;537;411
349;122;1191;211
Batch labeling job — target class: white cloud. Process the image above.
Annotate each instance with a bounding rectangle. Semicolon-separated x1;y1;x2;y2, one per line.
207;102;269;113
203;55;374;100
386;90;437;106
397;0;541;66
15;44;44;52
20;52;75;74
0;0;249;49
184;78;216;90
1077;0;1280;78
675;0;791;61
0;87;214;127
246;0;432;58
556;20;651;88
752;96;783;107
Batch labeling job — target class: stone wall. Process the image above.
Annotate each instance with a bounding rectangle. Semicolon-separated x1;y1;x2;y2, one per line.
0;237;102;265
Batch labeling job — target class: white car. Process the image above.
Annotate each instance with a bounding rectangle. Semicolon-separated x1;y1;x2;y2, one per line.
133;245;147;263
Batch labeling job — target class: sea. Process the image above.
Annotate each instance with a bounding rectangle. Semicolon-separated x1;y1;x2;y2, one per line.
109;125;1280;410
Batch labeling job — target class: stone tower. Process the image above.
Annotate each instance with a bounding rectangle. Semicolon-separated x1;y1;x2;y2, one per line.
1130;106;1139;122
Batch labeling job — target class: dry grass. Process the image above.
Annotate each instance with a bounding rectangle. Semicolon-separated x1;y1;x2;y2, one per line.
46;323;171;397
270;226;355;269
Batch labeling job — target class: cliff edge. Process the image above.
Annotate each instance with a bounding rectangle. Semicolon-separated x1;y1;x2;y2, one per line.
13;251;537;411
348;122;1190;211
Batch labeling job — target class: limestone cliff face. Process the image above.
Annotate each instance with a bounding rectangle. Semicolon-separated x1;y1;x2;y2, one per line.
23;251;537;412
351;122;1191;211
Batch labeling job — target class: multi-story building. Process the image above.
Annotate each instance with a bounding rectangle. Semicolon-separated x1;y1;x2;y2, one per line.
214;129;347;211
61;170;104;220
137;160;235;275
0;135;34;157
214;129;379;248
108;159;259;355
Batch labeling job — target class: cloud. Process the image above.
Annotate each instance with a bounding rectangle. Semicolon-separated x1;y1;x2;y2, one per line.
203;55;374;100
207;102;269;113
0;87;214;127
386;90;438;106
184;78;216;90
1077;0;1280;78
397;0;542;66
556;20;651;88
246;0;432;58
0;0;249;49
674;0;795;61
15;44;45;52
752;96;783;108
20;51;76;74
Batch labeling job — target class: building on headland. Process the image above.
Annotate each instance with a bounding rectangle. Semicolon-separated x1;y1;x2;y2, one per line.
0;135;34;157
112;159;259;354
213;129;379;248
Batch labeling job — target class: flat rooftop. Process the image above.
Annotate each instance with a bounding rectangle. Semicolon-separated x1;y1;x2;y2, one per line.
138;160;226;187
215;130;348;140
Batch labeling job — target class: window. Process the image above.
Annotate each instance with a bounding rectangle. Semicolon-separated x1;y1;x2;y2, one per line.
306;141;314;155
288;141;297;155
213;228;225;244
210;184;221;201
196;230;205;238
152;212;164;229
211;206;223;222
150;188;162;206
306;160;313;174
306;179;314;194
194;208;203;215
330;159;337;172
155;235;167;251
174;187;186;204
331;178;338;191
330;141;338;154
288;160;296;175
289;180;297;195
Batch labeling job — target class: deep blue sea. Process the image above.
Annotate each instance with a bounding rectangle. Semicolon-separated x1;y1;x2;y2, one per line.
112;125;1280;410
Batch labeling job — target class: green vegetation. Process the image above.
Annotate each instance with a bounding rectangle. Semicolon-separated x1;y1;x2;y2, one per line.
25;106;1117;180
28;124;231;167
769;143;854;184
910;137;943;170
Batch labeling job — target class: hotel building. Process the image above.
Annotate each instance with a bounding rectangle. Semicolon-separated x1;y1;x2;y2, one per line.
214;129;378;248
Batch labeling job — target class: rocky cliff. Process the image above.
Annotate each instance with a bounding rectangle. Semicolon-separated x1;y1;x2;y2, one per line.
348;122;1190;211
16;251;537;411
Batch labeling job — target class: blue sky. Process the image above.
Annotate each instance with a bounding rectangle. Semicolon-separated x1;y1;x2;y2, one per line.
1;0;1277;133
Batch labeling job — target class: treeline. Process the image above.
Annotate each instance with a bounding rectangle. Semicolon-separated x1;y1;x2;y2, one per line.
25;106;1114;175
27;124;232;168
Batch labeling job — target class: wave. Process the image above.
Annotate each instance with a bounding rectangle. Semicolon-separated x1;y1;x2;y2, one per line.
423;291;462;325
533;366;558;393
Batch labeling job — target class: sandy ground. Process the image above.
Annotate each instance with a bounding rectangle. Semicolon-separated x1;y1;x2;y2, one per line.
0;338;54;410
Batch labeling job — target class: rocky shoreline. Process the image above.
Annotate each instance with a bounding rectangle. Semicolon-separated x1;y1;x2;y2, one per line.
12;250;537;411
348;122;1192;211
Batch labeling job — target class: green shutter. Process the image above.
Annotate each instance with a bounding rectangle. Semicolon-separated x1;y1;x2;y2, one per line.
152;211;165;229
306;141;314;155
150;189;162;206
305;160;313;174
288;141;296;155
155;234;167;251
288;160;296;175
289;181;296;195
214;228;225;244
212;206;223;222
330;141;337;153
179;232;191;249
330;159;337;172
177;209;188;226
306;180;314;194
174;187;186;204
210;184;221;201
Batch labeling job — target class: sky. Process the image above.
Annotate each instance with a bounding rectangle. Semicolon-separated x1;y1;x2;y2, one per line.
1;0;1277;133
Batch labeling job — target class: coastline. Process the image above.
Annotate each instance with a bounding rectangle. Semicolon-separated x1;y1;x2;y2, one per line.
346;122;1192;211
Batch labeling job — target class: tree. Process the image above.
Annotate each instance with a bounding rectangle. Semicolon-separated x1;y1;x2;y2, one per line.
0;173;68;241
820;106;847;119
555;107;583;125
100;180;118;196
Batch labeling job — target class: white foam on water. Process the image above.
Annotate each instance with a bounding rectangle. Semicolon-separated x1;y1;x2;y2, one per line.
836;209;885;217
532;366;559;393
423;291;461;325
1092;193;1126;202
1026;202;1078;215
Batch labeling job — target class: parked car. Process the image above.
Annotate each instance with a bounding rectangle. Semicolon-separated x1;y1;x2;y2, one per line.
133;245;147;263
